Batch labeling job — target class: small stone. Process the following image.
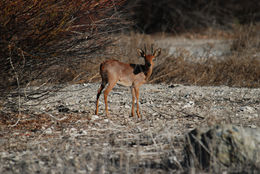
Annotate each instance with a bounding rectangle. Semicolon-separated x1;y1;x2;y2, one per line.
183;101;194;108
45;128;52;134
239;106;255;113
91;115;99;120
69;128;77;134
125;105;130;109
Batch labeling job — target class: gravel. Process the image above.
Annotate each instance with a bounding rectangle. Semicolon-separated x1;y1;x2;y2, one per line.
1;83;259;173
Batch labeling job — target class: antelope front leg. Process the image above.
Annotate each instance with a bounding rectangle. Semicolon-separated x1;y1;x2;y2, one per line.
134;87;141;118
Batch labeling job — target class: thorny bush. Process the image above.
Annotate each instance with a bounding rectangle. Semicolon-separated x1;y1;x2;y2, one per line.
0;0;128;96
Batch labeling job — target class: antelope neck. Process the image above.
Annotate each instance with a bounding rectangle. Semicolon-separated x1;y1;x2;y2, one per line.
145;62;154;80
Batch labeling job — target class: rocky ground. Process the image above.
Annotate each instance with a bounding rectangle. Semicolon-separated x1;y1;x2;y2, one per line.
1;83;259;173
0;33;259;173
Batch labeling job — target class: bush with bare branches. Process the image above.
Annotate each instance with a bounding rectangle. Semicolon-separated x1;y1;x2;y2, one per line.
0;0;128;97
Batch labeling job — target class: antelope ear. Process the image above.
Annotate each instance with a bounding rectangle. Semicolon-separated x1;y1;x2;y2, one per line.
153;48;161;57
137;49;145;58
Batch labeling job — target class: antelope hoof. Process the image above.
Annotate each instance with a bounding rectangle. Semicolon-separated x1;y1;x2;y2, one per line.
105;112;110;118
137;112;143;120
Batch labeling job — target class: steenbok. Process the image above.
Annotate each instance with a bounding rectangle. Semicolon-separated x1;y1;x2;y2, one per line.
95;46;161;118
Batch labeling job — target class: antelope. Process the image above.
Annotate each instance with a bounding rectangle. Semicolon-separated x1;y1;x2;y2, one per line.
95;46;161;118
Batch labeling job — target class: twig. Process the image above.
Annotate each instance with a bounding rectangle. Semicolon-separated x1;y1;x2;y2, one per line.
149;69;178;83
72;72;84;82
144;104;204;120
10;117;21;127
183;113;205;120
88;72;99;82
47;113;67;121
146;105;175;118
8;45;21;127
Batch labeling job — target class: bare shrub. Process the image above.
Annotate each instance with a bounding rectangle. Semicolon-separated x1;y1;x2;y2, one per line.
231;24;260;54
151;55;260;88
0;0;129;96
87;24;260;88
150;24;260;88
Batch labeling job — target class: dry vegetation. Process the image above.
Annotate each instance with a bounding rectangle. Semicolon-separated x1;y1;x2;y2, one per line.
80;24;260;88
0;0;128;96
152;24;260;87
1;0;259;92
1;0;260;173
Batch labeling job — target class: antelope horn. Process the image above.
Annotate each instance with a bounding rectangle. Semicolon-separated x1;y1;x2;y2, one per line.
151;44;154;54
144;44;147;55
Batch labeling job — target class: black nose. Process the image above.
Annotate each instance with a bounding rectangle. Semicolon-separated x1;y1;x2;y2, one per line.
146;62;151;67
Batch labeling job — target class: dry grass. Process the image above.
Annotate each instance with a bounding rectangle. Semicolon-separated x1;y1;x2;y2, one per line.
151;24;260;87
16;24;259;88
152;55;260;87
0;0;129;95
74;24;260;88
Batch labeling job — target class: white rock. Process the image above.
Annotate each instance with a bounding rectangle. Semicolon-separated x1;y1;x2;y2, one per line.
104;119;109;123
152;112;158;116
69;128;77;134
246;114;258;119
45;128;53;134
103;143;109;146
91;115;99;120
183;101;195;108
75;120;81;124
125;105;130;109
239;106;255;113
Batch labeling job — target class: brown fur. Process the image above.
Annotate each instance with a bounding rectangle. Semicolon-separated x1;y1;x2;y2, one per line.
95;48;161;118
